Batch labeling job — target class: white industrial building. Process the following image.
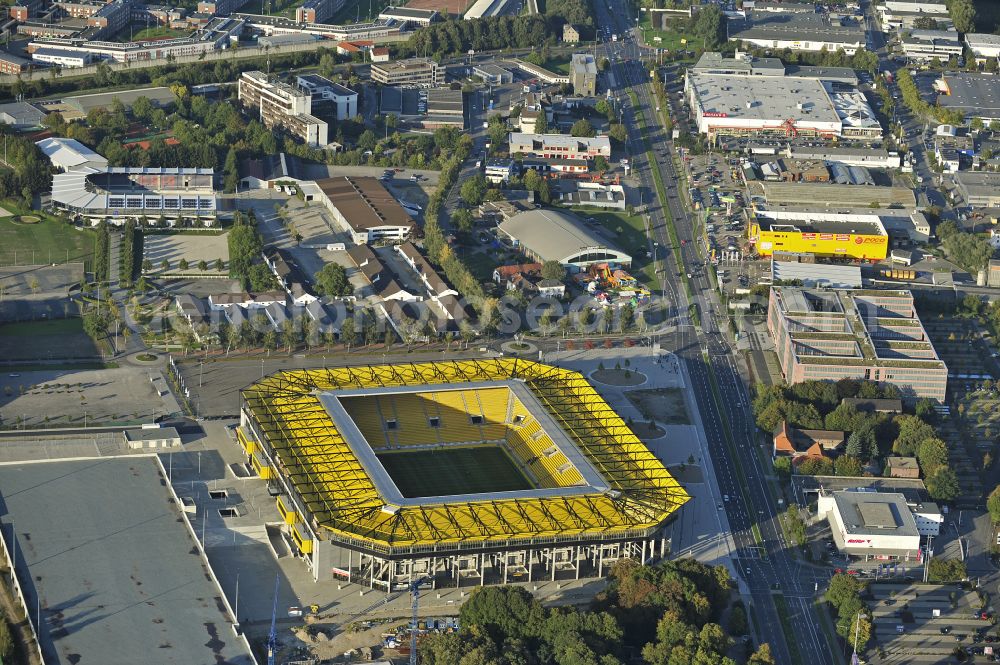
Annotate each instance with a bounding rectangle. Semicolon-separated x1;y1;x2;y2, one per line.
900;29;964;63
685;55;881;141
818;490;922;561
728;11;866;55
876;0;953;31
965;33;1000;65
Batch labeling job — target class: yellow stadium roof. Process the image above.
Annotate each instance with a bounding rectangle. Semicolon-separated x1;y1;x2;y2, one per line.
241;358;689;551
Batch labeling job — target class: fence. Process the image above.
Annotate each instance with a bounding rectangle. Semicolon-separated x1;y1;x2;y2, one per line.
0;514;46;664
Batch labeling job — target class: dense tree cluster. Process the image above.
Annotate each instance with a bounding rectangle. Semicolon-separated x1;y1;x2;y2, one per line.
227;210;265;290
422;129;489;311
401;16;551;59
927;557;967;582
937;220;994;274
119;219;137;287
419;559;773;665
825;574;872;651
946;0;976;33
93;221;110;283
0;129;51;204
314;262;351;297
753;380;958;498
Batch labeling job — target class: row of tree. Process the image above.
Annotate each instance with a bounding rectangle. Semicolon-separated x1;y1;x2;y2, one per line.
418;558;775;665
896;69;966;128
119;220;138;288
93;221;110;283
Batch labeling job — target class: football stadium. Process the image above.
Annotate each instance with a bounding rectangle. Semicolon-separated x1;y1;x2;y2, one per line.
238;358;688;590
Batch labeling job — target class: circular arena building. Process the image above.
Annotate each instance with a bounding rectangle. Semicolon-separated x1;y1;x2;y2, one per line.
237;358;688;590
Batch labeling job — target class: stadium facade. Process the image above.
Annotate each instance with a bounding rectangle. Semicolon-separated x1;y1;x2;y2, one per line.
238;359;688;590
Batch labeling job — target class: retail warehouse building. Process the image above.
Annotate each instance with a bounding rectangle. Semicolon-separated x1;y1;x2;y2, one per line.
685;52;881;142
767;288;948;401
749;209;889;260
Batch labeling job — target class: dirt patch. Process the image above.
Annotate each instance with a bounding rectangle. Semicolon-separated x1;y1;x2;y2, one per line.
405;0;469;14
626;388;690;425
628;421;666;439
591;369;645;387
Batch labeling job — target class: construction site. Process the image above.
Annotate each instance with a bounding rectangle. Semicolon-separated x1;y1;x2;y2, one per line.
237;358;688;592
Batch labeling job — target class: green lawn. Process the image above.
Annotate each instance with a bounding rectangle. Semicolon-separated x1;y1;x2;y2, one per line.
571;207;648;259
377;445;533;497
0;213;95;270
571;207;656;288
0;318;84;337
542;56;573;75
638;13;691;52
128;25;192;41
330;0;392;24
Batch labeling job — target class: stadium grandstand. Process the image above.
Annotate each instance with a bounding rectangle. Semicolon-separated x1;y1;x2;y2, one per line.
238;358;688;590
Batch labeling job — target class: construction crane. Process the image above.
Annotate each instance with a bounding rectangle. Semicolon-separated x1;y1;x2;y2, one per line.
409;578;428;665
267;575;280;665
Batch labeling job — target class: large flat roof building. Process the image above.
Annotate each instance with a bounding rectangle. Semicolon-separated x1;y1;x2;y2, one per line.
750;209;890;260
685;54;881;141
876;0;952;31
498;208;631;271
935;73;1000;124
728;11;866;55
312;176;415;244
767;287;947;400
900;29;963;63
965;33;1000;64
370;57;439;87
818;490;922;560
0;457;254;664
954;171;1000;208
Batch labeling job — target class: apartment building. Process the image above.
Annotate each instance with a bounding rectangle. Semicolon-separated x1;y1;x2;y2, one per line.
197;0;250;16
296;74;358;120
8;0;41;21
238;71;329;147
295;0;345;23
508;132;611;161
767;287;947;401
0;51;29;74
370;57;439;86
569;53;597;97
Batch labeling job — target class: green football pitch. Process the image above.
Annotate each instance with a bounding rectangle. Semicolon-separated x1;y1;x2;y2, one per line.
377;446;533;498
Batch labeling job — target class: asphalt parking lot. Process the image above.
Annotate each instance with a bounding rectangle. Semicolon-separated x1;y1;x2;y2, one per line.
868;583;996;662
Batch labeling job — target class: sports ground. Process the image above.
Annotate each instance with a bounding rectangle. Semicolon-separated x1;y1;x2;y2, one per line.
377;445;532;497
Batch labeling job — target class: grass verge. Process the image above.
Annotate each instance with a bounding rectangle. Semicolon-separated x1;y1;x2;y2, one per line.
0;209;95;270
702;350;763;547
772;594;805;665
814;598;846;665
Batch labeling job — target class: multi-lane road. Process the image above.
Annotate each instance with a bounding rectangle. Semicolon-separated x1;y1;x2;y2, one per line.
591;1;838;661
